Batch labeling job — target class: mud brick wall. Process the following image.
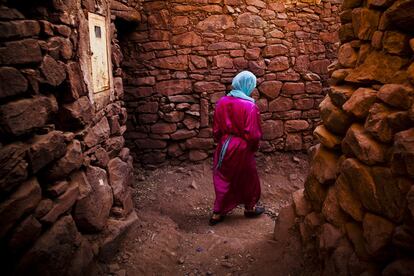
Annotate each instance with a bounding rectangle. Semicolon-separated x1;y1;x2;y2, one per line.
120;0;342;164
290;0;414;274
0;0;140;274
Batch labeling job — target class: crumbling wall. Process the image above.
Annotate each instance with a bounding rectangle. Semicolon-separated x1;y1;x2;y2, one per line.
121;0;342;164
0;0;139;274
290;0;414;274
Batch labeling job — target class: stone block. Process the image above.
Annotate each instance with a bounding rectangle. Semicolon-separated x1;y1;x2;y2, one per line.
108;157;132;208
262;44;288;57
319;223;343;252
343;87;377;119
319;96;352;135
151;122;177;134
185;138;214;149
39;55;66;86
236;12;265;28
385;0;414;33
0;95;58;136
345;51;408;84
16;215;93;276
81;110;108;144
194;81;225;93
208;42;241;51
0;67;28;99
44;140;83;181
310;144;340;185
341;158;382;214
269;97;293;112
258;81;282;99
8;215;42;253
305;81;322;94
285;133;302;151
189;150;208;161
285;120;309;132
328;85;355;107
261;120;283;140
152;55;188;70
292;188;311;217
155;79;192;96
343;124;387;165
336;174;364;222
0;178;41;239
304;174;327;212
363;213;394;257
377;84;413;110
196;15;235;31
74;166;113;232
338;43;358;68
268;56;289;72
322;186;349;228
383;258;414;276
0;39;42;65
351;8;380;40
28;131;67;173
282;82;304;95
60;96;94;129
40;181;79;224
313;125;342;149
171;31;202;46
338;23;355;43
391;128;414;177
0;142;28;193
294;98;314;110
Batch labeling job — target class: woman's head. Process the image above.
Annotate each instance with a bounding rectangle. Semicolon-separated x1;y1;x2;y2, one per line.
231;71;257;96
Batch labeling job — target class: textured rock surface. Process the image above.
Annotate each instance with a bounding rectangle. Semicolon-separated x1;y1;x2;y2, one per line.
297;0;414;274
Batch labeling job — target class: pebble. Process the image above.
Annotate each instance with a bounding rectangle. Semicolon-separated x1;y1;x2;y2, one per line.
292;156;300;163
178;257;185;264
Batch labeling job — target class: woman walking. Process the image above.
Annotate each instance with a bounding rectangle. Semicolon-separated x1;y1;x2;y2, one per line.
210;71;264;226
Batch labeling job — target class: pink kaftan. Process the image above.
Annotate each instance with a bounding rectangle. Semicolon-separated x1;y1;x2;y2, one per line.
212;96;262;215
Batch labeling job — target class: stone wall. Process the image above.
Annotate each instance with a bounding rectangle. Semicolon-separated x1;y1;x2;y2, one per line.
290;0;414;274
120;0;342;164
0;0;139;274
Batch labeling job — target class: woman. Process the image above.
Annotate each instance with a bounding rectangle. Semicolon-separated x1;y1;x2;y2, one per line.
210;71;264;226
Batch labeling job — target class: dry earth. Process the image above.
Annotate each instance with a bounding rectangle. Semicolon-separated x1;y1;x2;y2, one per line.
95;153;320;276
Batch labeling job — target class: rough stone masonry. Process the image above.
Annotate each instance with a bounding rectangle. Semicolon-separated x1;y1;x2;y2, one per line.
0;0;140;274
287;0;414;274
120;0;342;164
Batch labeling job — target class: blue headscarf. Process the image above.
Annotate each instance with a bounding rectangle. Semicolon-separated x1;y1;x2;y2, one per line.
227;71;256;103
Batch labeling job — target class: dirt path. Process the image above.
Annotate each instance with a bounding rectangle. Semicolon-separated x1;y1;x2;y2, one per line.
97;153;319;276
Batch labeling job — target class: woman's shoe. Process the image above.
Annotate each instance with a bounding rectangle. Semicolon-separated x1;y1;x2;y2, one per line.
209;213;225;226
244;206;265;218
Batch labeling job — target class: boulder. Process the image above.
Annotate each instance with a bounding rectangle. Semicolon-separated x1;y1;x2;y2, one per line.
8;215;42;253
345;222;370;259
0;95;58;136
73;166;113;232
342;87;377;119
364;103;394;143
342;124;387;165
28;131;67;173
319;223;343;252
385;0;414;33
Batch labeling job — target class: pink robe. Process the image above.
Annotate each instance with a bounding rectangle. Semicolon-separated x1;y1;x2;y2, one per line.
212;96;262;215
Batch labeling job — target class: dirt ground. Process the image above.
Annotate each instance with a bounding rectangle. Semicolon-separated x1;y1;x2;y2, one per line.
97;152;320;276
